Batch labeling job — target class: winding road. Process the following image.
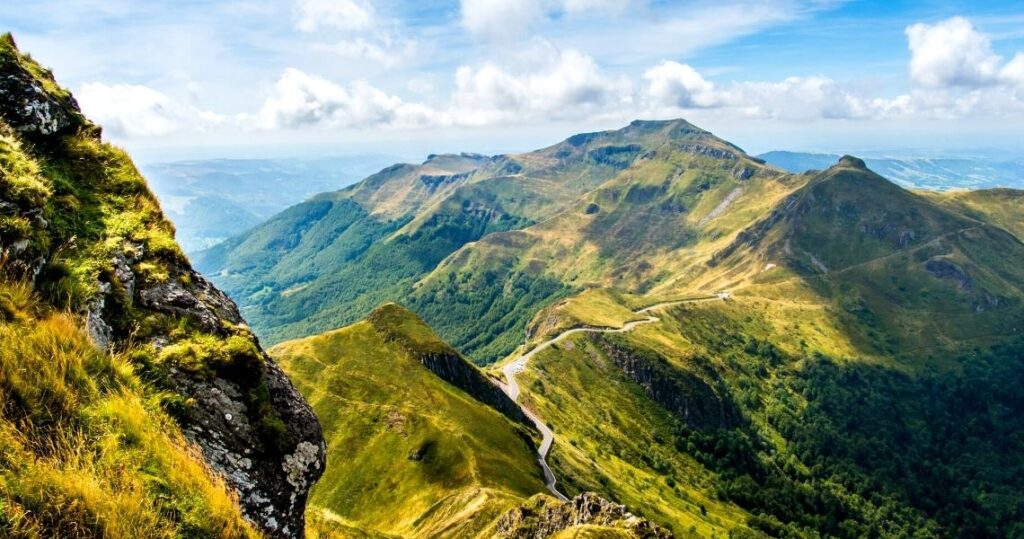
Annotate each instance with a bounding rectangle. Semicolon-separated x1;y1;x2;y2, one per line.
496;295;722;501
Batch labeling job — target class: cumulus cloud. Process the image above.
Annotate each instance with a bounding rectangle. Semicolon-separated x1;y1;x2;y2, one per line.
294;0;375;32
460;0;546;39
77;82;222;137
906;17;1003;88
85;15;1024;139
253;68;436;130
641;61;904;121
451;48;632;124
643;61;717;108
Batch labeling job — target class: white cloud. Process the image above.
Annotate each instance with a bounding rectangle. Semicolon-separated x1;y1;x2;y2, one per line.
294;0;375;33
77;82;222;137
78;14;1024;140
451;48;632;124
563;0;634;14
643;61;717;108
1002;53;1024;90
253;68;436;129
460;0;546;39
906;17;1003;88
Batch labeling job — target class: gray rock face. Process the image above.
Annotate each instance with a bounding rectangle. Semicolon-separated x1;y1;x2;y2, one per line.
495;492;674;538
95;247;326;538
0;36;325;537
0;43;83;137
925;257;972;290
594;335;741;430
415;350;528;424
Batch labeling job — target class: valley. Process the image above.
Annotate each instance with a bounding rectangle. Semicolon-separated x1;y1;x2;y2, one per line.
3;20;1024;538
221;117;1024;537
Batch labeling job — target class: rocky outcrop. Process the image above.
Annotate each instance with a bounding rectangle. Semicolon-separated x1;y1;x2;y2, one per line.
925;257;972;290
368;304;528;425
0;35;85;139
495;492;673;538
0;36;325;538
594;335;742;430
416;350;529;424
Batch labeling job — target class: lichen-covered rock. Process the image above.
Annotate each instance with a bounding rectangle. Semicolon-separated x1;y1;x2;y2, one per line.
0;35;85;138
496;492;673;538
0;34;325;538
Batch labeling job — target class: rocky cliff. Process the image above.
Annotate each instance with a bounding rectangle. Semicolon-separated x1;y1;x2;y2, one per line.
368;303;528;424
495;492;674;538
0;34;324;537
594;334;741;430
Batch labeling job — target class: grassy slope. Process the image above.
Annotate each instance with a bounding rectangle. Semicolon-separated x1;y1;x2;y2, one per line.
195;126;643;350
698;159;1024;362
0;35;256;537
507;287;1024;537
512;328;753;537
924;187;1024;240
411;135;802;363
200;120;783;363
270;304;546;538
0;282;256;538
477;161;1024;537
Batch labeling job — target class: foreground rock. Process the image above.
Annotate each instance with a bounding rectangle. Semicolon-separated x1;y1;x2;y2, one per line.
496;492;674;538
0;34;325;538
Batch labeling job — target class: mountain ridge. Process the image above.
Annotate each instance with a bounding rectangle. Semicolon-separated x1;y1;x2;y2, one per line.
0;33;325;537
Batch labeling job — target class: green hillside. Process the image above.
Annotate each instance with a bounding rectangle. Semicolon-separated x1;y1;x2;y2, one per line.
504;291;1024;538
197;108;1024;537
270;303;547;537
0;34;325;537
199;119;801;362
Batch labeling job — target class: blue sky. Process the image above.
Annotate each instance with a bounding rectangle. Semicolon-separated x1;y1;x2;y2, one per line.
4;0;1024;162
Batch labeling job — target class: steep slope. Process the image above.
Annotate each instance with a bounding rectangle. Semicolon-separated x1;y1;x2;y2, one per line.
506;287;1024;537
271;303;545;537
483;158;1024;537
201;119;802;363
407;123;800;361
195;120;755;355
703;156;1024;358
272;303;672;539
0;34;324;537
926;187;1024;241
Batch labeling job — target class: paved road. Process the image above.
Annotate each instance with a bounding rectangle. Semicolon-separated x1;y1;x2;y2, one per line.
496;295;720;501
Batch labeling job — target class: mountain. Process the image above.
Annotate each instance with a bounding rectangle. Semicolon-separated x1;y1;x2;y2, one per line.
272;304;670;539
0;34;324;537
759;150;1024;190
200;110;1024;537
196;119;780;361
141;155;398;253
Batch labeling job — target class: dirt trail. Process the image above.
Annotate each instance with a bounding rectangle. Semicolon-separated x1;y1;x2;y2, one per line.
496;295;721;500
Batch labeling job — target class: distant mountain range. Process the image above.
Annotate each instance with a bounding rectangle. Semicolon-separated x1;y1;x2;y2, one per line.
758;150;1024;190
12;25;1024;539
196;117;1024;537
141;155;398;253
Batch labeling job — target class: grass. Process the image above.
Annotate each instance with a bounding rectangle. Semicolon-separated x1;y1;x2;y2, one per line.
0;281;256;539
515;329;751;538
0;35;293;537
270;305;546;538
524;288;648;346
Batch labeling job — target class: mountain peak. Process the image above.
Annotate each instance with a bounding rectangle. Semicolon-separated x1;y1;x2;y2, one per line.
836;154;868;170
0;33;90;138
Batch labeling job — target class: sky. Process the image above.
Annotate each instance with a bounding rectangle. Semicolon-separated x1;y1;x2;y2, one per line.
4;0;1024;163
